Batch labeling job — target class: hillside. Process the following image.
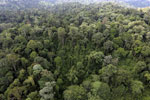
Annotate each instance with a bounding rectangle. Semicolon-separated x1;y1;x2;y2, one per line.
0;3;150;100
138;7;150;12
57;0;150;8
0;0;150;9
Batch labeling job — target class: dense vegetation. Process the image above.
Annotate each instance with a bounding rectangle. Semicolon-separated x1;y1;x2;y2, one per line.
0;2;150;100
1;0;150;9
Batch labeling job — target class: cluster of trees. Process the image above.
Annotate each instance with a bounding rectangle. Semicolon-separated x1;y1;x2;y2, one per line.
1;0;150;9
0;2;150;100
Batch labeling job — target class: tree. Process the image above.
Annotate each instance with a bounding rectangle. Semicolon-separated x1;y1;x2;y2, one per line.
113;48;128;58
145;32;150;41
18;69;26;81
76;62;86;82
0;94;5;100
31;26;43;37
113;37;123;47
26;91;39;100
99;64;118;84
131;80;144;95
92;32;104;48
132;40;143;56
1;3;150;100
103;55;113;66
96;22;106;32
6;86;27;100
82;80;91;92
21;57;29;68
134;61;147;75
90;81;110;100
144;72;150;85
38;70;54;89
121;33;133;49
14;35;27;44
0;70;14;92
0;32;13;49
6;54;20;71
47;52;55;63
112;85;126;99
68;26;79;45
18;24;32;37
34;56;51;70
141;46;150;57
88;51;104;66
39;81;56;100
23;75;35;86
54;56;62;68
69;26;79;36
43;40;51;49
27;40;43;51
66;66;78;84
57;27;66;45
88;94;103;100
33;64;43;75
30;51;38;60
63;85;86;100
103;40;114;53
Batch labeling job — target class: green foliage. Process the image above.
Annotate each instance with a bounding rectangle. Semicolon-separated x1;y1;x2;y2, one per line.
38;70;54;89
33;64;43;75
88;51;104;67
99;64;117;84
134;61;147;75
54;56;62;67
131;80;144;95
113;48;128;58
39;81;56;100
18;69;26;81
141;46;150;57
23;76;35;86
21;57;29;68
103;40;114;53
57;27;66;45
27;40;43;51
90;81;111;100
0;2;150;100
63;85;86;100
27;91;39;100
30;51;38;60
34;56;51;69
